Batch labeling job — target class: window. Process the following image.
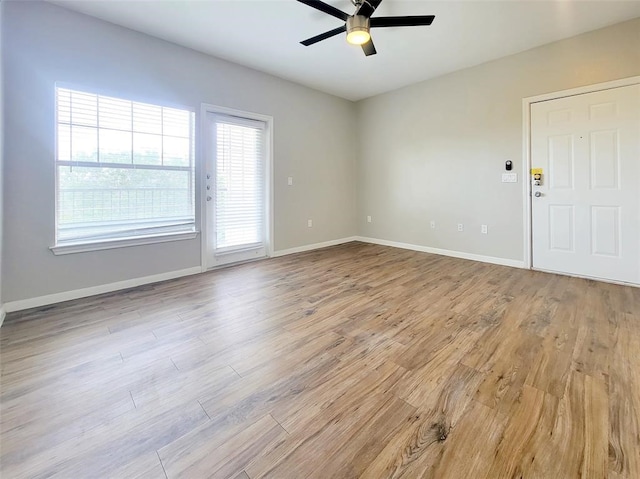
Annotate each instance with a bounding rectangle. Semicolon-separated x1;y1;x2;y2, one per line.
54;87;196;251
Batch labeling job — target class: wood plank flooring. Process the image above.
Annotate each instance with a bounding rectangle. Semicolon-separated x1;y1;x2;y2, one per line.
1;242;639;478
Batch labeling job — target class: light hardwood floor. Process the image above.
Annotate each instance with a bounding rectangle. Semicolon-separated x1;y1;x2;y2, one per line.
1;242;639;478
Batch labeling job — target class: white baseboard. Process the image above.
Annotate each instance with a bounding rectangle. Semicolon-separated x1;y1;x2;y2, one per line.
356;236;526;269
1;237;524;317
272;235;525;268
3;267;202;314
272;236;358;257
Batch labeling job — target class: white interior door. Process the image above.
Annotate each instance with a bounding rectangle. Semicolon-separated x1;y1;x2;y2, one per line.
531;84;640;284
204;111;269;268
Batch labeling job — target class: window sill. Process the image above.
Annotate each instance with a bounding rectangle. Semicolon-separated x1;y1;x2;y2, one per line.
50;231;199;255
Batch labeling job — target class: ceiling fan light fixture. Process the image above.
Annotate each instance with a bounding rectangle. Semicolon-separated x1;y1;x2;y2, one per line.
297;0;435;56
346;15;370;45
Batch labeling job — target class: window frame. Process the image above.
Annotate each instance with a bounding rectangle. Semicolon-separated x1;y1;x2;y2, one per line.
50;84;199;255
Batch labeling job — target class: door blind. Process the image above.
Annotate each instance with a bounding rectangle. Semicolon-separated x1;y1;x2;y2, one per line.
214;115;266;253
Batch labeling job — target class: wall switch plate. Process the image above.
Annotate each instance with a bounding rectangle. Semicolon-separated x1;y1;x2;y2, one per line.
287;177;293;186
367;216;372;223
430;220;436;229
502;173;518;183
481;224;488;234
307;219;312;227
457;223;464;232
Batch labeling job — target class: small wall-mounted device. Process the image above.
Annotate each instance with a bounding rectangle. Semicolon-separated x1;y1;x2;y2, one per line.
505;160;513;171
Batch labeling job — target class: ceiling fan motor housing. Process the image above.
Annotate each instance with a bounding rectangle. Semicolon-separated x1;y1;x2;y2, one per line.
347;15;370;39
347;15;370;44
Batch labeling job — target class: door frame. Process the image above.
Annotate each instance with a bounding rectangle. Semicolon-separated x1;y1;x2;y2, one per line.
521;75;640;270
199;103;274;271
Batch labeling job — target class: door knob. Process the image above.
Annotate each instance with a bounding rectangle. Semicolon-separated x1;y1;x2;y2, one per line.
534;191;542;197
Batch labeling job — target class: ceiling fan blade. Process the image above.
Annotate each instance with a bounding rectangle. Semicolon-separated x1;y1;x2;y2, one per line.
301;25;347;46
361;39;377;56
356;0;383;18
296;0;349;21
370;15;435;28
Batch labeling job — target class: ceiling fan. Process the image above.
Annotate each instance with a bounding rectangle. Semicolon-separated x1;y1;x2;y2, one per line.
297;0;435;56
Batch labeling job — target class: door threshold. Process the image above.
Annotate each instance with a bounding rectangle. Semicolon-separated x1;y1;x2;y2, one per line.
532;267;639;288
206;255;269;272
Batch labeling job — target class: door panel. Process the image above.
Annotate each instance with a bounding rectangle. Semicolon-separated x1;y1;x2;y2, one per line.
531;84;640;284
589;130;619;189
548;135;575;189
591;206;620;257
548;205;574;252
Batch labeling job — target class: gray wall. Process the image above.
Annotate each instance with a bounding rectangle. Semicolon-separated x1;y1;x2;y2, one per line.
3;1;639;306
356;18;640;261
2;1;357;302
0;1;4;309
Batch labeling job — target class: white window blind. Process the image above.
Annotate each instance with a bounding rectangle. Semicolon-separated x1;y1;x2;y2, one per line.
214;115;266;253
55;87;195;245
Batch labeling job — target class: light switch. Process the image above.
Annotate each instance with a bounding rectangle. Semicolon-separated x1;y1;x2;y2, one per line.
502;173;518;183
287;177;293;186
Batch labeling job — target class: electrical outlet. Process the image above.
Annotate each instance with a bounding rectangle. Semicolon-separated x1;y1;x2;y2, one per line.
287;177;293;186
367;216;372;223
307;219;313;227
481;224;488;234
430;220;436;229
457;223;464;232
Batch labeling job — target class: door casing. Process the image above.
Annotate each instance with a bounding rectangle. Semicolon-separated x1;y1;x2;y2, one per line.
522;75;640;285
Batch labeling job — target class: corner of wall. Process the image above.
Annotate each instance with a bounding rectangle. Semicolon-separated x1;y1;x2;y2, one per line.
352;99;365;237
0;0;6;326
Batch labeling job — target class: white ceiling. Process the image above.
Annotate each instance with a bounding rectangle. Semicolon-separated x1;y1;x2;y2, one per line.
48;0;640;101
